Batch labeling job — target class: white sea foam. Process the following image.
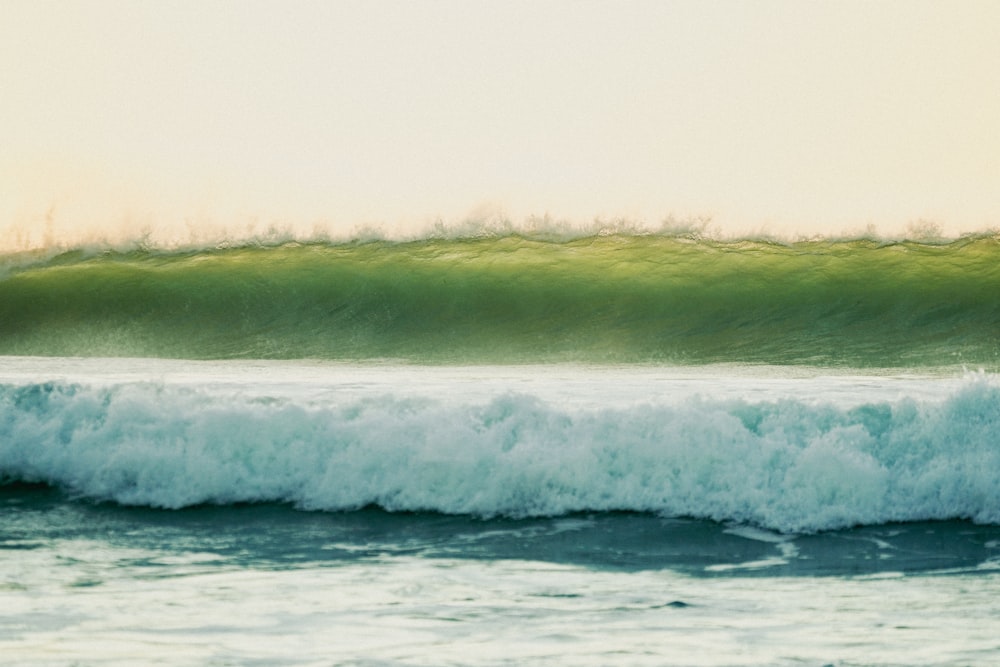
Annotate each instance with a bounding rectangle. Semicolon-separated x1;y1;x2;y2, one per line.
2;368;999;533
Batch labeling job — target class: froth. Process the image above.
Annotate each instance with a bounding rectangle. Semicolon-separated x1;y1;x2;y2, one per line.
2;377;999;533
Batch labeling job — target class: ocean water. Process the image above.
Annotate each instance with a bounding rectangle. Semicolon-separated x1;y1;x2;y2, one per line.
3;234;1000;666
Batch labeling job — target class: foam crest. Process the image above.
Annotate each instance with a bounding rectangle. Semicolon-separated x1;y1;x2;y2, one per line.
2;378;999;533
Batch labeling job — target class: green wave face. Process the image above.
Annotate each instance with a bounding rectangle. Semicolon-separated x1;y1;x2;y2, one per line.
2;235;999;367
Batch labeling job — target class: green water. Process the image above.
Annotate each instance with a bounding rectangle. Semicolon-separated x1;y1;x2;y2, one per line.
1;234;998;366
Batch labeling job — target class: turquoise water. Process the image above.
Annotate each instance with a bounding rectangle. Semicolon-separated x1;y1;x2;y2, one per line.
2;362;1000;533
3;359;1000;666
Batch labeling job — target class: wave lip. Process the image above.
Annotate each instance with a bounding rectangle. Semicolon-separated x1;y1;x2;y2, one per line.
2;376;1000;533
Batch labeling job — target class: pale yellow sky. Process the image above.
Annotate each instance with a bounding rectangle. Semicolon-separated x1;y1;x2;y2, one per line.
2;0;999;248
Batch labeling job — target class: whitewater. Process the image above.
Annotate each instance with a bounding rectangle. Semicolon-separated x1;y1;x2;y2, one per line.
4;358;1000;665
3;233;1000;666
3;359;1000;533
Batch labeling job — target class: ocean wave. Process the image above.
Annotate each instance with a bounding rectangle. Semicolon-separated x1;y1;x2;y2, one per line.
3;378;999;533
1;236;998;366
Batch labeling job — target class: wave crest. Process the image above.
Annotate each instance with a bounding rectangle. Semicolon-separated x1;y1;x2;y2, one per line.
2;235;999;365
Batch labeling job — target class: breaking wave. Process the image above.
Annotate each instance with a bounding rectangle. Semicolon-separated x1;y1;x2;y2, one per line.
1;234;999;366
3;376;1000;533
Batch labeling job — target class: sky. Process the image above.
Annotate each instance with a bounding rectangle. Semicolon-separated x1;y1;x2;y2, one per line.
2;0;999;248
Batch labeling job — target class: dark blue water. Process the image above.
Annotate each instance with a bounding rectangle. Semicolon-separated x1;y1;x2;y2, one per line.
6;484;999;578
